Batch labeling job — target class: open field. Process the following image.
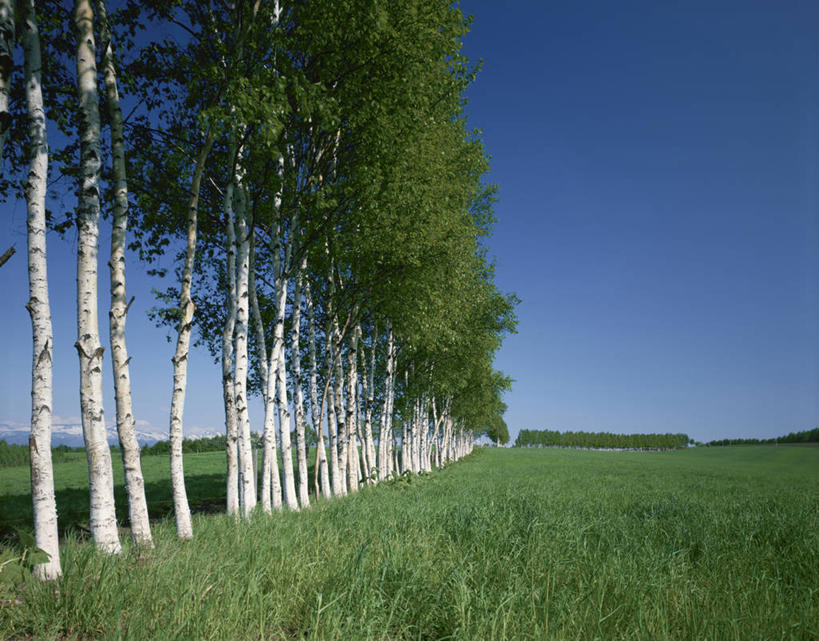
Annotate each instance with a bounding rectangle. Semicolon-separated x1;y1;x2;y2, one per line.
1;446;818;640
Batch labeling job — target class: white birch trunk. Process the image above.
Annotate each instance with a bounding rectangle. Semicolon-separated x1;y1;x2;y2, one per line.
419;400;427;472
266;216;297;509
291;262;310;507
248;236;267;503
345;327;359;492
234;185;256;517
364;331;377;479
167;120;215;539
0;0;13;163
377;327;395;480
251;244;281;514
356;375;369;485
324;274;344;496
359;337;373;484
74;0;120;554
334;337;348;494
401;418;409;475
414;400;422;473
97;0;152;548
326;357;340;494
306;282;331;499
23;0;61;579
259;331;282;512
276;323;298;510
326;331;343;496
222;158;239;516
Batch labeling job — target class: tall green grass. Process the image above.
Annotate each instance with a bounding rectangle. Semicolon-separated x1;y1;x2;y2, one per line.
1;446;817;640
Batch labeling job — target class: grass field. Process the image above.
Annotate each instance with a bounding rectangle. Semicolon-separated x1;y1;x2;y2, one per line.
1;446;817;640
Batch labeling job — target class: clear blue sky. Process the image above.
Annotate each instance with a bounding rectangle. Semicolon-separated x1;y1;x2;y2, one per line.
1;0;817;444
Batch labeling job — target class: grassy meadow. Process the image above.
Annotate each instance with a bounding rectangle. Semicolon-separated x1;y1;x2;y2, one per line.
1;446;817;640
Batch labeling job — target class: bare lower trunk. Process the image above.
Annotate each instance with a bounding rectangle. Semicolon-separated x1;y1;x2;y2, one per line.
250;245;281;514
260;376;282;512
401;419;409;475
234;185;256;517
411;399;420;474
326;332;342;496
306;282;330;499
97;0;151;548
363;329;376;481
377;327;394;480
345;326;359;492
326;362;340;494
268;220;298;511
222;158;239;516
168;123;215;539
359;340;372;484
74;0;120;554
276;333;298;509
291;262;310;507
0;0;13;162
23;0;60;579
334;347;348;494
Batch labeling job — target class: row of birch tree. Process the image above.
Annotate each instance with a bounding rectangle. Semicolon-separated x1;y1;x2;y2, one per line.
1;0;516;580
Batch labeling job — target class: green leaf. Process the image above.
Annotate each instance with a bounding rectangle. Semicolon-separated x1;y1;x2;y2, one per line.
15;528;35;550
27;547;51;566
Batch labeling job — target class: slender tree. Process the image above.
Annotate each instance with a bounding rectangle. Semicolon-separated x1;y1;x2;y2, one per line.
168;126;215;539
74;0;120;554
22;0;61;579
0;0;13;163
97;0;152;548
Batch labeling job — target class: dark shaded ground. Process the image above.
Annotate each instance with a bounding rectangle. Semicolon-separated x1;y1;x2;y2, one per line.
0;472;227;545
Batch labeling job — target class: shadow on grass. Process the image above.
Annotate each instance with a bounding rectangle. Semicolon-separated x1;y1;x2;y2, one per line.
0;472;227;545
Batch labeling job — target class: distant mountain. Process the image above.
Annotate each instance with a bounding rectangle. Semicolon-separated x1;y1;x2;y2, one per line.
0;419;169;447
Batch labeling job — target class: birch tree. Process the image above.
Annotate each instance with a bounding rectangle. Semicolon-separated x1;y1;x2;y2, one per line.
22;0;60;579
167;126;215;539
74;0;120;554
0;0;12;163
291;260;310;507
97;0;152;548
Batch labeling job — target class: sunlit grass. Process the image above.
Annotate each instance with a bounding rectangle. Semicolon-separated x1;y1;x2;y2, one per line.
1;446;817;640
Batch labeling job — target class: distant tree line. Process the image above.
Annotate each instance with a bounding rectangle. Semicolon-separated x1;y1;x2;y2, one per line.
705;428;818;447
514;430;690;450
141;435;232;456
0;436;234;468
0;441;84;468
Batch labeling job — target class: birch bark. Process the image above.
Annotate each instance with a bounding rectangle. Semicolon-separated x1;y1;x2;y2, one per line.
168;125;216;539
306;282;331;499
234;183;256;516
97;0;152;548
248;236;268;502
0;0;12;163
377;326;395;480
74;0;120;554
411;399;420;474
276;326;298;509
266;216;298;510
401;419;409;475
359;338;373;484
222;158;239;515
345;326;359;492
364;330;377;478
291;261;310;507
23;0;61;579
257;262;282;512
325;329;342;495
333;319;348;493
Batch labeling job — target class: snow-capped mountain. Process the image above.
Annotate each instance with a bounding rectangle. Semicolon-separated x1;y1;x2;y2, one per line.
0;418;174;447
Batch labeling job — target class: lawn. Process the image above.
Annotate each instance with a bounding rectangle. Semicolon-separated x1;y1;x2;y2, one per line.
1;446;817;640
